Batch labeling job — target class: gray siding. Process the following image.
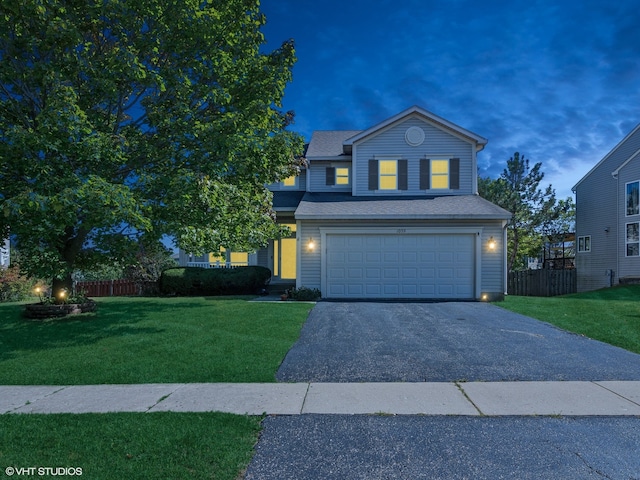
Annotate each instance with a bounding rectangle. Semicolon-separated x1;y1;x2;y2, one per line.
308;160;353;193
353;116;475;196
575;125;640;291
617;157;640;279
298;219;505;297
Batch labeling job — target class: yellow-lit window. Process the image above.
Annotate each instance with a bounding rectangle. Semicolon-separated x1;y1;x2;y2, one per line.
431;160;449;189
336;167;350;185
379;160;397;190
282;175;297;187
230;251;248;266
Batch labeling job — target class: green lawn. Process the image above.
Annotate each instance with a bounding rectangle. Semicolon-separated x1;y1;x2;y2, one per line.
0;296;310;479
0;412;261;480
498;284;640;354
0;296;312;385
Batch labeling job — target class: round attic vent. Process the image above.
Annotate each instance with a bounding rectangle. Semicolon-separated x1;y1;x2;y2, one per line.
405;126;425;146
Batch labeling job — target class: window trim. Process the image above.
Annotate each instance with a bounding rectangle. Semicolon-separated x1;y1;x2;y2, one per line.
378;159;398;191
335;167;350;186
626;222;639;257
430;159;450;190
577;235;591;253
626;180;639;216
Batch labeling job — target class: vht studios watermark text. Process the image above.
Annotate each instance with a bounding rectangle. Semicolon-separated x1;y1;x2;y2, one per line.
4;467;82;477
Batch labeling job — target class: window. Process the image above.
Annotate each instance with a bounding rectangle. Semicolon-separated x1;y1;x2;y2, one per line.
627;181;639;216
420;158;460;190
326;167;350;186
626;222;639;256
431;159;449;189
282;175;297;188
336;167;350;185
368;159;407;190
379;160;397;190
577;236;591;253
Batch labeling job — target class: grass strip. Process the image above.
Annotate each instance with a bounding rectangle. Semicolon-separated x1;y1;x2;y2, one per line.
0;412;261;480
0;297;311;385
498;284;640;354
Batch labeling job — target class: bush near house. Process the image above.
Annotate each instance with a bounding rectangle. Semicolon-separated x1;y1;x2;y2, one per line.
159;266;271;296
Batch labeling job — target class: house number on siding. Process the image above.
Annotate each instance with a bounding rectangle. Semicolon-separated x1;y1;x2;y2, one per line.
397;229;407;234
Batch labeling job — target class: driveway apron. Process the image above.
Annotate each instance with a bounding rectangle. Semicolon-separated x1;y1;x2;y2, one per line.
247;302;640;479
276;302;640;382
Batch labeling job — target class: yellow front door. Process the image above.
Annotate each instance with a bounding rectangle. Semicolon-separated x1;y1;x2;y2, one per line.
273;224;296;280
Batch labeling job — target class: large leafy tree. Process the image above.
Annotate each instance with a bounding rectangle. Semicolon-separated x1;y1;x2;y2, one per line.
479;152;571;271
0;0;304;297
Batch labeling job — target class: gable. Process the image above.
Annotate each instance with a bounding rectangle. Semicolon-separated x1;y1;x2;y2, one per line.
353;115;477;196
573;123;640;192
344;106;487;151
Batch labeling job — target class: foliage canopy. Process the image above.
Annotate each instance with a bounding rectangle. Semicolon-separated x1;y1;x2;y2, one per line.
0;0;304;293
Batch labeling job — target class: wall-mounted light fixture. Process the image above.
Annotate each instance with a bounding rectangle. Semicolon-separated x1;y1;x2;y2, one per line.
307;238;316;251
604;227;610;233
487;236;497;250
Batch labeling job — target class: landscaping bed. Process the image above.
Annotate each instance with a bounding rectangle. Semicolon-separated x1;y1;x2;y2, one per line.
23;300;97;320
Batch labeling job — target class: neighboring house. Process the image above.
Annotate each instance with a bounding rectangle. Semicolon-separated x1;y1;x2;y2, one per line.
180;106;512;300
572;123;640;291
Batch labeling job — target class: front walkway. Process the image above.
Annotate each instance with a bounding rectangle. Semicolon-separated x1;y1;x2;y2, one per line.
2;381;640;416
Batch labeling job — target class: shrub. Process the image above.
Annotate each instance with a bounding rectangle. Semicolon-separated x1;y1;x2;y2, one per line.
288;286;321;301
159;266;272;296
0;265;43;302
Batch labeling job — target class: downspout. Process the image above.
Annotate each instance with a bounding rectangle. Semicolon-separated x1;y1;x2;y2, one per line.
503;219;508;296
614;171;619;286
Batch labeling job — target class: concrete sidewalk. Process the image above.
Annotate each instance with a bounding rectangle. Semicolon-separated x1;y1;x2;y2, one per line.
2;381;640;416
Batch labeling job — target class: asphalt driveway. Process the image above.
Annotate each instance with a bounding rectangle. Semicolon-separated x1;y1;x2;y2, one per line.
276;302;640;382
247;302;640;479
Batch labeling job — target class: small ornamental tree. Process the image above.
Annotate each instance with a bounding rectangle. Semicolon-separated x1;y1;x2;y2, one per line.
0;0;304;297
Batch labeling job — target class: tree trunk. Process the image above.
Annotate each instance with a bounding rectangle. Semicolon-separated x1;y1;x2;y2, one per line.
52;274;73;303
51;227;89;302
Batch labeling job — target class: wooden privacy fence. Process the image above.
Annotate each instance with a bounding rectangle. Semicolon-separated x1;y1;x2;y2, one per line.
75;280;157;297
507;269;577;297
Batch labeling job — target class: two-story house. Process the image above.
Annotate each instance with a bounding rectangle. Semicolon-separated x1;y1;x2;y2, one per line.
572;123;640;291
180;106;512;300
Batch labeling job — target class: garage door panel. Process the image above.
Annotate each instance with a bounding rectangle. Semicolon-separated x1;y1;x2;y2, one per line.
326;233;475;299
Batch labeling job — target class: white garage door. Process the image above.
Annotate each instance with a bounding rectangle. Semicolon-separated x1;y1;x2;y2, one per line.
326;234;475;299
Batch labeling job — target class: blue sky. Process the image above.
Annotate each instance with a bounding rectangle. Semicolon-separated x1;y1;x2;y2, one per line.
261;0;640;199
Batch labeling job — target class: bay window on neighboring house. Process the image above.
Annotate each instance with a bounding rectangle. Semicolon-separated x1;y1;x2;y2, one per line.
626;222;639;257
627;181;639;216
626;180;639;257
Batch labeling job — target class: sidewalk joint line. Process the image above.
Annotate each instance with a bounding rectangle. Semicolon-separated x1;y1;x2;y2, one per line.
299;383;311;414
455;382;484;416
592;381;640;407
145;384;185;413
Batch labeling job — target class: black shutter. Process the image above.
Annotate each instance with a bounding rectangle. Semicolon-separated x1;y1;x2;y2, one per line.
398;159;408;190
420;159;430;190
326;167;335;186
368;159;378;190
450;158;460;189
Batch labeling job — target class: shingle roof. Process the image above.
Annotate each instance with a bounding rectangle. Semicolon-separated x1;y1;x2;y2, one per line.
294;193;512;220
305;130;362;158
